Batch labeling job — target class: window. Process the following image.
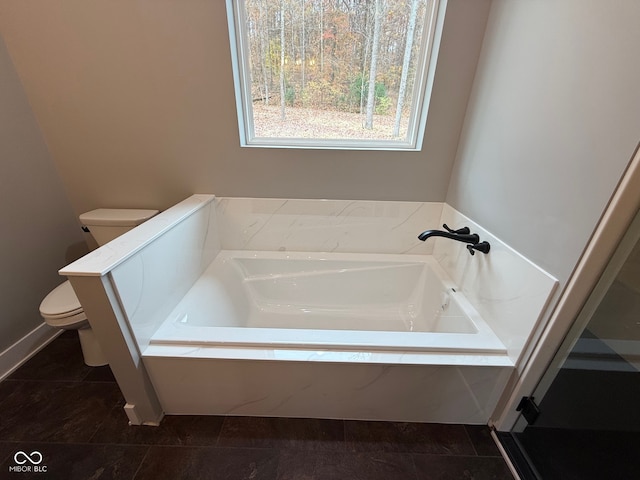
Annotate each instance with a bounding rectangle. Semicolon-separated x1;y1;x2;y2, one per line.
226;0;444;150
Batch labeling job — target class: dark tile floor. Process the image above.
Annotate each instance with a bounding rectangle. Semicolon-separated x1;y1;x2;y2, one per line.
0;332;513;480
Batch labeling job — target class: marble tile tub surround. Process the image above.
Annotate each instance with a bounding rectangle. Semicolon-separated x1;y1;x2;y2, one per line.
61;194;218;277
107;199;220;351
61;194;220;351
77;195;555;357
215;197;443;254
144;355;512;424
215;196;558;364
60;194;556;369
435;204;558;365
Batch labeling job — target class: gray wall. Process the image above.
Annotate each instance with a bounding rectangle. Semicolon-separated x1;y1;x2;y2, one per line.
447;0;640;286
0;36;85;351
0;0;490;214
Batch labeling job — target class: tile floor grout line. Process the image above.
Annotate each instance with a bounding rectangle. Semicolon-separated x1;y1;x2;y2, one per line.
409;452;422;480
214;416;227;447
130;445;152;480
463;424;480;456
342;419;348;451
86;398;125;444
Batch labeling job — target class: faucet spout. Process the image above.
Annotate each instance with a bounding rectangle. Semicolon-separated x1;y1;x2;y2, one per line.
417;229;480;244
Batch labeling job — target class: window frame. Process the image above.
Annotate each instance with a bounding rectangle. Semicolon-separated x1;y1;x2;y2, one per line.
225;0;446;151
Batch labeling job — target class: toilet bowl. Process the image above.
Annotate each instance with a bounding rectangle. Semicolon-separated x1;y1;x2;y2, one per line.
39;208;158;367
39;280;107;366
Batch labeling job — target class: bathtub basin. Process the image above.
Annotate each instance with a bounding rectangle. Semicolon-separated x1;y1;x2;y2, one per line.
149;250;506;355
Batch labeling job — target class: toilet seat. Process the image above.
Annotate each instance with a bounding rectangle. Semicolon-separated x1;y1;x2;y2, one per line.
42;310;88;328
39;281;87;327
39;280;105;365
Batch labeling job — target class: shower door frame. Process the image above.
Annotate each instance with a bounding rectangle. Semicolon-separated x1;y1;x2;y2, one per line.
491;141;640;432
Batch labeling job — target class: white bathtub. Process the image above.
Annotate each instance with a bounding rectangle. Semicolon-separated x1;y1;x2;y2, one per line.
150;251;506;355
62;195;541;425
141;247;513;423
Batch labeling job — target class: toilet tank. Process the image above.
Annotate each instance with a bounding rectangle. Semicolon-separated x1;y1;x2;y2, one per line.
79;209;159;246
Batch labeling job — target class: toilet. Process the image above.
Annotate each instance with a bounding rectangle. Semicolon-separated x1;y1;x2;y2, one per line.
39;208;158;366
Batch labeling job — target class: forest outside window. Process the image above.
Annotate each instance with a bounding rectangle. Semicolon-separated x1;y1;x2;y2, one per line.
226;0;444;150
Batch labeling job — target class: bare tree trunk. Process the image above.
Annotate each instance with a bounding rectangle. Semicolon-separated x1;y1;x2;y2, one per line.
259;0;269;105
301;0;306;90
359;0;371;115
280;0;286;120
393;0;418;137
364;0;382;129
359;26;370;115
320;0;324;74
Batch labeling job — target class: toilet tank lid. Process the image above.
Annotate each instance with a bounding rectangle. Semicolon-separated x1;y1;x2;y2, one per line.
79;208;159;227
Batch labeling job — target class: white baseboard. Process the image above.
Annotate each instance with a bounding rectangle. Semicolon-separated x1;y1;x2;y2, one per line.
0;322;62;382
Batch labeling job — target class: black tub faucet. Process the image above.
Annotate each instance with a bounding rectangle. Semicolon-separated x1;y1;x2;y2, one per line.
418;224;491;255
417;225;479;244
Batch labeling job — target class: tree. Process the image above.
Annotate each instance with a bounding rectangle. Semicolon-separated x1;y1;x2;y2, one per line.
259;0;269;104
364;0;383;129
243;0;431;138
301;0;306;90
319;0;324;73
280;0;286;119
393;0;419;137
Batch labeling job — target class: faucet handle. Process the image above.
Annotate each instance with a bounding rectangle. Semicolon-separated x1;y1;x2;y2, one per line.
443;224;470;235
466;241;491;256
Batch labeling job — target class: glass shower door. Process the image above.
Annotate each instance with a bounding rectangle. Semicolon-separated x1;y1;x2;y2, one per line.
502;210;640;479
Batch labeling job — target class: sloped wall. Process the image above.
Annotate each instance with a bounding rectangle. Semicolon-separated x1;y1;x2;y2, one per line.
0;36;84;353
